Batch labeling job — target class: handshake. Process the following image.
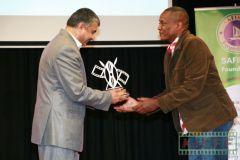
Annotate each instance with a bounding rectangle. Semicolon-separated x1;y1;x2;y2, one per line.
109;88;160;114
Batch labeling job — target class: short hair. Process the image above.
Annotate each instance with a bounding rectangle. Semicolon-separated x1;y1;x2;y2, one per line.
67;8;100;27
163;6;189;29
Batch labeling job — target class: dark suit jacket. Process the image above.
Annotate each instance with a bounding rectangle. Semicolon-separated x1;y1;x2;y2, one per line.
31;29;112;152
157;30;237;132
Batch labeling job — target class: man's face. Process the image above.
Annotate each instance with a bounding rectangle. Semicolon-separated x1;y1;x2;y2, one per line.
78;21;98;46
158;11;178;42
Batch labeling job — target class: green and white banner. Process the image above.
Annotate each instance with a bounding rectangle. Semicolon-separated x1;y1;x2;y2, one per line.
195;6;240;159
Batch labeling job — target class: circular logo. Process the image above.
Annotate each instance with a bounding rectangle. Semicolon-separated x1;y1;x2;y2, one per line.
217;13;240;54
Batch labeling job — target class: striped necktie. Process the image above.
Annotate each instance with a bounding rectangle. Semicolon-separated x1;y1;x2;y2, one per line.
167;37;179;57
179;113;188;134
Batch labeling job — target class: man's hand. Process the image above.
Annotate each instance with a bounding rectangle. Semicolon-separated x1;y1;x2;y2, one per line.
133;97;159;114
114;97;138;112
109;88;129;104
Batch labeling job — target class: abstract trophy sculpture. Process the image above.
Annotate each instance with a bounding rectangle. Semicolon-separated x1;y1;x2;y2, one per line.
91;58;129;89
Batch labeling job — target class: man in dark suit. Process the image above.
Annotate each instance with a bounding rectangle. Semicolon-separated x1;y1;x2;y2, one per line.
31;8;128;160
115;6;237;160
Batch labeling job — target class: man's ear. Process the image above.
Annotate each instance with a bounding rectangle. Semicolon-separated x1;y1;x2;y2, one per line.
77;22;85;30
176;21;183;30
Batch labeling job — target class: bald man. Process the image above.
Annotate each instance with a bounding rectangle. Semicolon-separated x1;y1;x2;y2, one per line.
115;6;237;160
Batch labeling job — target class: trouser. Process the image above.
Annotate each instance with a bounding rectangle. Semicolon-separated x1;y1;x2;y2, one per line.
188;120;233;160
38;145;80;160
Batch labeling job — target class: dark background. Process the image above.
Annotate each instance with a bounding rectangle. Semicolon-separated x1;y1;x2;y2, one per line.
0;0;239;160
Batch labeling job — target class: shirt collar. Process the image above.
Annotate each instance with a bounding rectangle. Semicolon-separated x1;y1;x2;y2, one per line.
167;37;179;56
171;37;179;46
68;31;82;49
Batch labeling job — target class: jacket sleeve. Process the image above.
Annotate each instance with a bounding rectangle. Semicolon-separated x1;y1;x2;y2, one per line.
53;47;112;111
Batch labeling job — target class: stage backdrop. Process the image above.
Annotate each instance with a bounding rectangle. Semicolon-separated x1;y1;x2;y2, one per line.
195;6;240;160
0;47;184;160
